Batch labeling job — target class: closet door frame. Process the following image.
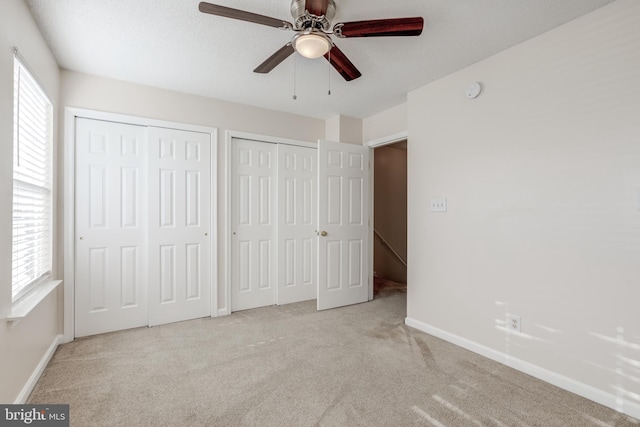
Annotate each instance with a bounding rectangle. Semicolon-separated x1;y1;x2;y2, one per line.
224;131;317;314
63;107;218;343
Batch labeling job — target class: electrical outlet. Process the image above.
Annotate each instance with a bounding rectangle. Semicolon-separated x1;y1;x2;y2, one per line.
430;198;447;212
507;314;521;333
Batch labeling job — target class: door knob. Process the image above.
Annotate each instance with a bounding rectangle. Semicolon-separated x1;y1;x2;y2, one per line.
320;231;328;237
79;237;84;240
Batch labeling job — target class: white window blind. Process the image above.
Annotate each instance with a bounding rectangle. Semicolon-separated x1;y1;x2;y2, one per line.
12;55;53;302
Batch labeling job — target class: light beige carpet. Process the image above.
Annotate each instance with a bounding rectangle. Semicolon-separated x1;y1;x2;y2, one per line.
29;291;639;426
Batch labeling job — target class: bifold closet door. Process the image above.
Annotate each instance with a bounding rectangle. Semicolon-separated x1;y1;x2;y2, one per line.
75;118;212;337
277;145;317;305
231;139;277;311
147;127;212;326
75;118;149;337
231;140;318;311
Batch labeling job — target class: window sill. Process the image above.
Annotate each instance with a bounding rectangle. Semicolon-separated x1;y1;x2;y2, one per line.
5;280;62;327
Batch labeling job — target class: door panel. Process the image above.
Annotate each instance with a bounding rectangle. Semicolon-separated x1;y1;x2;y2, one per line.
317;140;370;310
231;139;277;311
277;145;317;305
75;118;148;337
148;127;211;326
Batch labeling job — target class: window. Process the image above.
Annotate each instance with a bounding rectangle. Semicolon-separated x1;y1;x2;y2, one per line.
12;55;53;302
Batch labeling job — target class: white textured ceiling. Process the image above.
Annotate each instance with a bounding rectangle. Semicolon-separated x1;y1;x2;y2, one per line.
24;0;615;119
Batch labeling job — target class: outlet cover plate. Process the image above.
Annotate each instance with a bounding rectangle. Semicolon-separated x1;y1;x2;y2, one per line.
507;314;521;333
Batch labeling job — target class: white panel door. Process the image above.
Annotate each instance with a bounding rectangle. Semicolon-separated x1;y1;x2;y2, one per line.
148;127;211;326
231;139;277;311
75;118;148;337
277;145;317;305
317;140;370;310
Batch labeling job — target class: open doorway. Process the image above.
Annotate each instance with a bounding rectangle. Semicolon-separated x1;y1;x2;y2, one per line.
373;140;407;295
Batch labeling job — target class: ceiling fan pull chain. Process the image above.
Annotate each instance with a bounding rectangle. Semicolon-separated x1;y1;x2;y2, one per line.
293;55;297;100
328;50;332;96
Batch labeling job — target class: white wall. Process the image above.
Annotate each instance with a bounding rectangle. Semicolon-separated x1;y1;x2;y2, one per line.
363;102;406;143
0;0;61;404
59;70;326;314
406;0;640;418
325;115;341;141
324;114;363;145
61;71;325;143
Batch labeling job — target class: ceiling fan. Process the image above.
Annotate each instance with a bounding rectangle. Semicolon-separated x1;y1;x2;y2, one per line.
199;0;424;81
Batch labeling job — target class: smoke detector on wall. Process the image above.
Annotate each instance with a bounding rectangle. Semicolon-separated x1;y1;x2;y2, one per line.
466;82;483;99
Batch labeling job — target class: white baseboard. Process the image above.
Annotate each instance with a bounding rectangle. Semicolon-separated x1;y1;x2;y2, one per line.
405;317;640;421
14;334;63;404
214;308;230;317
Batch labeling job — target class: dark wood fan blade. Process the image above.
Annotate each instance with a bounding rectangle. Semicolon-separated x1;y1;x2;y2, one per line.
324;45;361;81
305;0;329;16
254;44;295;74
334;17;424;38
199;2;292;29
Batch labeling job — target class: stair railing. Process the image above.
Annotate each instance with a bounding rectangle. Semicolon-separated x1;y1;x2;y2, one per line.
373;228;407;267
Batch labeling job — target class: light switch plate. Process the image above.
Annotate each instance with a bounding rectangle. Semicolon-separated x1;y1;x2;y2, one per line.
430;198;447;212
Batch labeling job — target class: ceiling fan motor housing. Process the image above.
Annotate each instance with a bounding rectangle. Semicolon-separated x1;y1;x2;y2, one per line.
290;0;336;31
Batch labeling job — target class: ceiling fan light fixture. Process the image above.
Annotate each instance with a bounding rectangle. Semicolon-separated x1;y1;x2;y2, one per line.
292;32;331;59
